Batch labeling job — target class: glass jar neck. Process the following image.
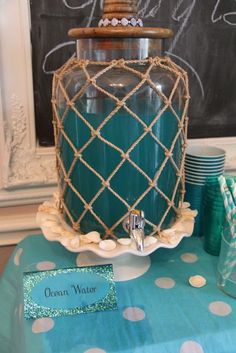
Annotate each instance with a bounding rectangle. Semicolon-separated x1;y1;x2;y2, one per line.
76;38;165;61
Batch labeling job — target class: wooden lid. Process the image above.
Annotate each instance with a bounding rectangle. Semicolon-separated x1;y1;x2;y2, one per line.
68;27;173;39
68;0;173;39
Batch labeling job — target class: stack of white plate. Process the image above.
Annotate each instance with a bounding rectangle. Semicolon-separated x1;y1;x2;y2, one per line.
184;145;225;236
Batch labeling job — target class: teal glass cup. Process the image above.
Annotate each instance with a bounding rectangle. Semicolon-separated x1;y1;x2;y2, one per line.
217;221;236;298
203;179;225;255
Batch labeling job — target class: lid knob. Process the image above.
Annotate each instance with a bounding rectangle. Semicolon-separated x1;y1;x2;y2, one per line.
99;0;143;27
102;0;138;20
68;0;173;39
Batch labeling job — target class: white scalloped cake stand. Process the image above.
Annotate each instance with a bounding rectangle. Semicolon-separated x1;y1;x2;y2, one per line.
37;197;197;280
37;196;197;257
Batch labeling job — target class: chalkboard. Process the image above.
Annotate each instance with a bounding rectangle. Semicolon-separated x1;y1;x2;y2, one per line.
30;0;236;146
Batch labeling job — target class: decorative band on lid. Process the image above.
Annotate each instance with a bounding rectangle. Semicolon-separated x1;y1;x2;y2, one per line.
98;17;143;27
99;0;142;27
68;0;173;39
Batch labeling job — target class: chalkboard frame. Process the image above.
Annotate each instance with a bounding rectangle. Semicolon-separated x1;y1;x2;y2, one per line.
0;0;235;211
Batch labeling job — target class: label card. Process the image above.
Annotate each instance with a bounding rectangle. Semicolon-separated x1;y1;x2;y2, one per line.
23;265;117;319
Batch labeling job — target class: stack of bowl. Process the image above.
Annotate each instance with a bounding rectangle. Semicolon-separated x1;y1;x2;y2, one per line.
184;145;225;237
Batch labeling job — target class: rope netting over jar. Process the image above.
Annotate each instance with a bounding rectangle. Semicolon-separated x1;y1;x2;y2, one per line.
52;56;190;239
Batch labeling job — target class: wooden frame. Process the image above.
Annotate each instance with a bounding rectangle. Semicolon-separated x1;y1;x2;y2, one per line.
0;0;56;207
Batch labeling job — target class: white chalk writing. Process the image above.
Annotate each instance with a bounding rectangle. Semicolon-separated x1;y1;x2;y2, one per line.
62;0;93;10
168;0;196;53
43;41;75;74
166;51;205;99
211;0;236;25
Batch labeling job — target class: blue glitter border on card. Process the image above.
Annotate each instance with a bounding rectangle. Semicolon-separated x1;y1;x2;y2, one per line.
23;264;118;319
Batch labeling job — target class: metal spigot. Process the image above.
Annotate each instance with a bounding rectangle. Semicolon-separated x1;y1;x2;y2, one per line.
123;210;145;252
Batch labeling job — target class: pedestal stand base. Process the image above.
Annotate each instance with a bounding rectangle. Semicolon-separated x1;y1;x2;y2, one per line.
76;252;151;282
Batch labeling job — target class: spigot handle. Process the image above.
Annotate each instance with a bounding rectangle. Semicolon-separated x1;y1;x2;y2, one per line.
129;210;145;230
122;209;145;252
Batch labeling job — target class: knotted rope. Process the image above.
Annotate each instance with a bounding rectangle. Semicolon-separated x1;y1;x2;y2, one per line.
52;56;189;239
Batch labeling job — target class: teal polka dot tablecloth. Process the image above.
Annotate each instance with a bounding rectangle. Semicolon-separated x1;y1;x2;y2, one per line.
1;235;236;353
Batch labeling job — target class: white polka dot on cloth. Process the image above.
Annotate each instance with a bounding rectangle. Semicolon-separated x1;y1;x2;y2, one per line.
14;248;23;266
32;318;55;333
208;301;232;316
84;349;106;353
181;253;198;263
36;261;56;271
155;277;176;289
123;307;145;321
180;340;204;353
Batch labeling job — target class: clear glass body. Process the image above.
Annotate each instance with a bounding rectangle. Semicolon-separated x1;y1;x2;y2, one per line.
217;221;236;298
56;38;186;237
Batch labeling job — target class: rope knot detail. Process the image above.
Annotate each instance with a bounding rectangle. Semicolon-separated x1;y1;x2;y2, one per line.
140;73;149;80
54;73;60;80
149;181;156;187
102;180;110;188
79;59;89;67
117;59;125;67
144;126;152;132
64;177;71;183
88;78;96;85
178;122;184;129
164;99;171;106
84;205;93;211
121;152;129;159
111;60;118;66
165;151;173;157
154;58;162;65
148;57;155;64
153;226;159;233
57;122;63;129
74;151;82;158
67;101;75;108
168;201;174;207
117;100;125;107
73;224;80;231
91;129;101;137
183;95;191;101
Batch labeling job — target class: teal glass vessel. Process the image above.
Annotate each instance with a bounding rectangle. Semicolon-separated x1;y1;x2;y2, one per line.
53;36;188;239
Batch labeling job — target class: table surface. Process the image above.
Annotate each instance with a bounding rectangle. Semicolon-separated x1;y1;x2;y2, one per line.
0;234;236;353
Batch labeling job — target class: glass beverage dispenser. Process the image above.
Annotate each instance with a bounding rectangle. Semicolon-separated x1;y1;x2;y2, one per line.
52;0;190;252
